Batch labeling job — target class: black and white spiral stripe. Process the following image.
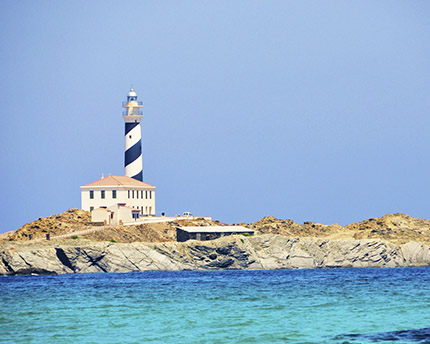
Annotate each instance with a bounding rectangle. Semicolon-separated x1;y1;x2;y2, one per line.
124;122;143;181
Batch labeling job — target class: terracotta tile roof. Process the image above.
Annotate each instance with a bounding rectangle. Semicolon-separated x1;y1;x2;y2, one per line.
81;175;155;188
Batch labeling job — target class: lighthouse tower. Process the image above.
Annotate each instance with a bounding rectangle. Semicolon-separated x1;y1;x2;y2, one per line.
123;88;144;181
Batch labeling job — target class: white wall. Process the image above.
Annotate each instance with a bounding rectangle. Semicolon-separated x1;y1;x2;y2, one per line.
91;208;111;224
109;204;133;225
81;186;156;215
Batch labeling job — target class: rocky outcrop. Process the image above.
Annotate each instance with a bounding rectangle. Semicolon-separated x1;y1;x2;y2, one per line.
249;213;430;245
1;208;225;243
1;234;429;275
4;211;430;246
1;209;92;241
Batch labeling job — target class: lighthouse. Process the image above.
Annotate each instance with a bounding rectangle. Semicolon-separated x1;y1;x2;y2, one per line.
81;88;156;219
123;88;144;181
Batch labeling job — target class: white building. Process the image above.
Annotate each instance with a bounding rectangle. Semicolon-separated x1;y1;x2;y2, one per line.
80;175;156;216
91;203;142;226
80;89;157;225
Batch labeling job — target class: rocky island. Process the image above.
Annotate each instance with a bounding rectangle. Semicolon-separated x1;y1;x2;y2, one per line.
1;210;430;275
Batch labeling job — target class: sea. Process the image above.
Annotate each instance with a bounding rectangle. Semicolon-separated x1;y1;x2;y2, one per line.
1;267;429;343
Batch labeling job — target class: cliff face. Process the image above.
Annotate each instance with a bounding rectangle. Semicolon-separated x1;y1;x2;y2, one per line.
1;235;429;275
2;210;430;275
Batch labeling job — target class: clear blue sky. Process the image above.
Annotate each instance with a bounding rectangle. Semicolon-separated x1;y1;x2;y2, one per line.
1;1;429;233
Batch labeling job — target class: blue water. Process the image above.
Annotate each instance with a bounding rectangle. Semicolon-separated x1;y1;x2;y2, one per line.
1;267;429;343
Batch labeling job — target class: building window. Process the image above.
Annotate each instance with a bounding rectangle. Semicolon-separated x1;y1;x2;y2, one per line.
137;190;139;199
90;206;94;212
101;190;105;199
112;190;117;199
128;190;130;198
132;190;134;198
141;206;143;215
145;190;148;199
90;190;94;199
132;212;140;219
141;190;143;198
149;191;152;199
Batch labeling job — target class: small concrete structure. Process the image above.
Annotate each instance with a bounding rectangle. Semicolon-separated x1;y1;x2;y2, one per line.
91;207;114;225
176;226;254;242
91;203;142;226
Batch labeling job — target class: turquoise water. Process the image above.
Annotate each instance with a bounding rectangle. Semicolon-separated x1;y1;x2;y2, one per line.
1;267;429;343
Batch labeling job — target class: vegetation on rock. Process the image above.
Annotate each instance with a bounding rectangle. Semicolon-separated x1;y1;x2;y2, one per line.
1;209;91;241
244;213;430;244
1;209;430;245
